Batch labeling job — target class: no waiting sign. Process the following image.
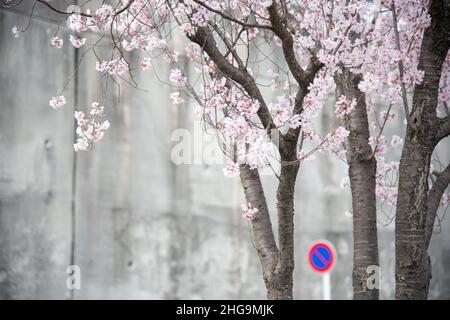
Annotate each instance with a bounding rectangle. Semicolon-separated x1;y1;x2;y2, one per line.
308;240;337;273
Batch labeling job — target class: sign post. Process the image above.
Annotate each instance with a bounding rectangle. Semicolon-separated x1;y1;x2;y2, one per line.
307;240;337;300
323;272;331;300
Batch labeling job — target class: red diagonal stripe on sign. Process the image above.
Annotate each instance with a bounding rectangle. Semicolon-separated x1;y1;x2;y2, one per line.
313;248;329;267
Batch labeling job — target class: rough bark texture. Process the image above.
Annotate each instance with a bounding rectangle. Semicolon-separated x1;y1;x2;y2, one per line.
263;7;318;297
425;164;450;248
395;0;450;300
238;139;300;300
239;165;279;285
395;132;433;300
269;136;299;300
239;155;299;300
336;71;379;300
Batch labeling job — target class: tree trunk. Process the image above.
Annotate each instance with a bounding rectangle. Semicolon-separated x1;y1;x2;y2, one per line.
266;135;299;300
240;147;299;300
336;71;379;300
395;139;433;299
395;0;449;300
239;165;280;299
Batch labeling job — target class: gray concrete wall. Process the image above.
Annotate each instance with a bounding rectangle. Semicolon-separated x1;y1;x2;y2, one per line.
0;8;449;299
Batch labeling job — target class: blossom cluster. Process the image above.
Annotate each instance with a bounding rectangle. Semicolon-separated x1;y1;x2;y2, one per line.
195;76;276;170
270;95;300;130
96;58;128;76
11;0;447;211
73;102;110;152
49;95;66;109
69;35;86;49
50;36;63;49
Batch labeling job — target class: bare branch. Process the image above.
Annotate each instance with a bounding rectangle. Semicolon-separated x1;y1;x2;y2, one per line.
209;23;246;70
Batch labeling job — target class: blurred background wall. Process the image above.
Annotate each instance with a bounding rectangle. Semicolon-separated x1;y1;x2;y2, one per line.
0;6;449;300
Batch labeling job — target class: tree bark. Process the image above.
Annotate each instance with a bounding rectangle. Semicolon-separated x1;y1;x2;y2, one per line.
239;165;280;299
266;135;299;300
395;0;449;300
336;71;379;300
395;137;432;299
425;164;450;248
240;156;299;300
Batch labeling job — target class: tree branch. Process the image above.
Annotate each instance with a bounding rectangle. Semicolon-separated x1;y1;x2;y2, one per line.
36;0;135;17
436;116;450;143
239;165;278;275
267;3;323;142
267;4;306;86
209;23;246;70
192;0;272;30
275;138;299;288
391;0;411;125
188;27;273;129
425;163;450;248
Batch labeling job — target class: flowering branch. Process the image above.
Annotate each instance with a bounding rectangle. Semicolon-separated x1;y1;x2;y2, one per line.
391;0;411;125
188;26;274;129
191;0;272;30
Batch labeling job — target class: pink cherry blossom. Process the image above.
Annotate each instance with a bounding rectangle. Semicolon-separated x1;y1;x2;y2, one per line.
390;135;403;147
74;138;90;152
73;105;110;152
11;26;24;38
241;203;258;221
69;35;86;49
50;36;63;49
90;102;104;115
170;92;184;105
96;58;128;76
169;68;186;85
49;95;66;109
141;57;151;70
439;193;450;208
223;161;240;177
185;43;201;61
335;95;357;119
67;14;88;33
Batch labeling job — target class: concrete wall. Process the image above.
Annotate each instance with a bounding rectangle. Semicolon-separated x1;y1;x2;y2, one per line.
0;7;449;299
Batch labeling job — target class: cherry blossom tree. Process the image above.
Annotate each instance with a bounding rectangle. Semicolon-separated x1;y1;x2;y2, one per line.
328;0;449;299
330;0;450;299
4;0;449;300
392;0;450;300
